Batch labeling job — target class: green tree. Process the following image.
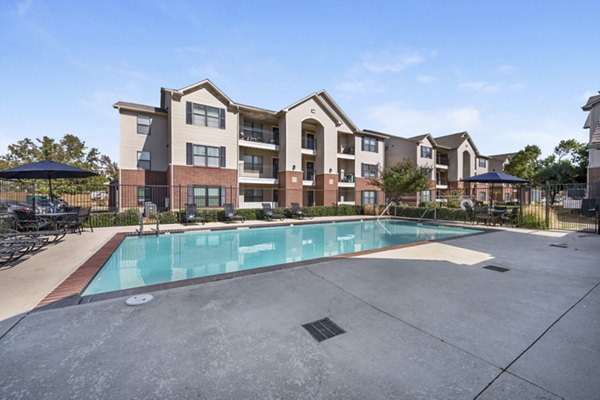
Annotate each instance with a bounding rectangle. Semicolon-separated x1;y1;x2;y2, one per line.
0;134;118;195
553;139;588;182
370;159;431;203
504;144;542;181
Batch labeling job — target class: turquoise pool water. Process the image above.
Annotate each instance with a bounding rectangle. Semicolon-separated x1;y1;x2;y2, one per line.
82;220;481;295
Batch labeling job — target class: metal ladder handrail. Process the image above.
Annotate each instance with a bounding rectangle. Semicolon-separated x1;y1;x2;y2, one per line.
377;201;396;220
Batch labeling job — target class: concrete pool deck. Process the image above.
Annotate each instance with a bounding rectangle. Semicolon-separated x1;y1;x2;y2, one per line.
0;221;599;399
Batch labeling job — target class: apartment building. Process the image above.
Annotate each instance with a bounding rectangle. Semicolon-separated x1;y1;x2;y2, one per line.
113;80;386;210
582;92;600;198
384;131;509;203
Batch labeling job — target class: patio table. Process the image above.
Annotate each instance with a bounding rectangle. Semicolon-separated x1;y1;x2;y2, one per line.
37;212;79;231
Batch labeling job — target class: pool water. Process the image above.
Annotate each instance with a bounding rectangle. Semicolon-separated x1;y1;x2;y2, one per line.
82;220;481;295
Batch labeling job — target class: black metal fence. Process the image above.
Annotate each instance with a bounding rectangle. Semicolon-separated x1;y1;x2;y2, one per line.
1;180;598;233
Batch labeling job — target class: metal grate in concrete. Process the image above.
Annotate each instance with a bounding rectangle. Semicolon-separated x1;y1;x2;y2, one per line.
302;317;345;342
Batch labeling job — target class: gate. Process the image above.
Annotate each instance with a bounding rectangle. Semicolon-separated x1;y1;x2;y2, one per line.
541;183;599;233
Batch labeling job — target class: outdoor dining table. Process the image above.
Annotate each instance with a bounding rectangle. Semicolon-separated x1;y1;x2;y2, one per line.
37;212;78;231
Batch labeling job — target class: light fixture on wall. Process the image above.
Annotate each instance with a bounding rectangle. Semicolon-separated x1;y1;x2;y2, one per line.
292;165;296;170
329;168;332;173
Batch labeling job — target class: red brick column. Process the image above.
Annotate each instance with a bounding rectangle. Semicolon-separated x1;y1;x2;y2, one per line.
279;170;303;207
315;173;338;206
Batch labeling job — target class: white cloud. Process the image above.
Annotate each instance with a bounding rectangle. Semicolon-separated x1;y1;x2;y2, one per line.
459;81;502;94
335;79;384;99
416;75;437;84
361;50;427;73
459;81;522;94
16;0;33;17
364;103;481;135
496;65;515;75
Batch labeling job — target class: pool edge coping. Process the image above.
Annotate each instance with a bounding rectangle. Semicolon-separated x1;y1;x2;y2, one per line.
34;217;493;311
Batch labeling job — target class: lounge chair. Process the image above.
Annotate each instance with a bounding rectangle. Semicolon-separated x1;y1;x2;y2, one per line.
261;203;284;221
184;204;206;225
223;203;245;223
0;228;49;264
463;203;475;224
290;203;313;220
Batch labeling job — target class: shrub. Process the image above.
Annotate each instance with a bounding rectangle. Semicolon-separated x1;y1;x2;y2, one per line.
114;208;140;226
90;212;116;227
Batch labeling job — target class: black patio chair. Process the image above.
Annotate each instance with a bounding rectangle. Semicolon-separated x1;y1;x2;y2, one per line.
261;203;284;221
473;206;492;225
184;204;206;225
290;203;313;220
12;209;67;242
501;208;519;227
223;203;245;223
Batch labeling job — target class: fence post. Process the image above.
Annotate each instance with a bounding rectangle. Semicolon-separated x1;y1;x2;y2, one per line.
545;182;550;228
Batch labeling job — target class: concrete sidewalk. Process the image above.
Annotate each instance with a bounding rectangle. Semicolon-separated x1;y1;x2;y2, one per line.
0;229;598;399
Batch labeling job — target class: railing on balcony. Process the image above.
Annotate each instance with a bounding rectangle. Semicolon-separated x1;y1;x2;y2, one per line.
301;137;317;151
436;155;449;166
239;129;279;145
339;172;355;183
339;145;355;155
238;163;278;180
436;179;449;186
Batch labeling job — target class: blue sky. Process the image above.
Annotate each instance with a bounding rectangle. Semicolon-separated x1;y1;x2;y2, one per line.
1;0;598;162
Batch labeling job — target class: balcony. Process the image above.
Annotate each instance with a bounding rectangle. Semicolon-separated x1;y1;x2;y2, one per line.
239;129;279;151
436;178;448;189
238;162;278;184
301;137;317;155
337;145;355;160
338;172;355;187
436;155;449;169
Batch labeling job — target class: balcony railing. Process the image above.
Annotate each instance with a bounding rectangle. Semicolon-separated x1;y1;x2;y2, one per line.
339;145;355;155
240;129;279;145
301;137;317;151
238;163;278;180
436;156;449;166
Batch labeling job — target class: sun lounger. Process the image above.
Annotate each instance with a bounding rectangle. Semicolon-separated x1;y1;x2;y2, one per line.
223;203;245;223
261;203;284;221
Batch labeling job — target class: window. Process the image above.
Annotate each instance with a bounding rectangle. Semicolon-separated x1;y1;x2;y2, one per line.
193;145;220;167
188;186;224;207
243;121;263;140
478;158;487;168
273;189;279;203
361;163;378;178
421;190;432;202
137;115;151;135
362;136;378;152
186;102;225;129
137;151;150;170
362;190;377;205
479;191;486;201
243;155;263;172
243;188;263;202
137;186;152;206
420;146;433;159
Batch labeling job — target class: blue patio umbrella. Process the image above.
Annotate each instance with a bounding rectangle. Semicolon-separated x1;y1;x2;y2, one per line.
0;160;98;208
462;171;530;206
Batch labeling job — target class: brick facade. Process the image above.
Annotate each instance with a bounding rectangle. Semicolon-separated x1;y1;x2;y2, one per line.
354;177;384;205
170;165;238;207
278;170;303;207
315;173;338;206
120;169;168;186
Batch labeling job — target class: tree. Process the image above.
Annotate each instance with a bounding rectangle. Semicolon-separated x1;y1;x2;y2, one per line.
370;159;431;203
504;145;542;181
0;134;119;195
553;139;588;182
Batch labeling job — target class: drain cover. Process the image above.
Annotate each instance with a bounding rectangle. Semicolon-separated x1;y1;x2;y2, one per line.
483;265;510;273
125;294;154;306
302;317;345;342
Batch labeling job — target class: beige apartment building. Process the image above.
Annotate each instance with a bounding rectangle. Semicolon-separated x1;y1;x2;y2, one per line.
114;80;386;210
384;131;515;204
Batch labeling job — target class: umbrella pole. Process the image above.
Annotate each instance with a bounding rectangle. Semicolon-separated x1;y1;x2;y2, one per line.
48;177;53;203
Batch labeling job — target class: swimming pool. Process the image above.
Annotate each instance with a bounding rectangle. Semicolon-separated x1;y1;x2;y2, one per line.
82;219;481;295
